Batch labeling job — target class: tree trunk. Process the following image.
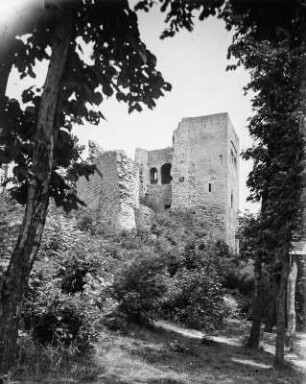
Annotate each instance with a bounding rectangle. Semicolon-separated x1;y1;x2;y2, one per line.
300;2;306;335
285;256;298;351
0;61;12;104
0;12;72;374
0;52;16;129
264;275;277;332
302;257;306;332
246;249;262;348
274;250;290;368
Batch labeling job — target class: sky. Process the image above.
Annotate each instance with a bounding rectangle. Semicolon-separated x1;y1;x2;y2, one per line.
3;0;259;213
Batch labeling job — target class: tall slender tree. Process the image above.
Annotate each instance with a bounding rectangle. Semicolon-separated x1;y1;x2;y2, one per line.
234;35;304;365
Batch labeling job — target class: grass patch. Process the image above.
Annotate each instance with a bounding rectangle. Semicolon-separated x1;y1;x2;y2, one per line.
12;320;305;384
92;321;304;384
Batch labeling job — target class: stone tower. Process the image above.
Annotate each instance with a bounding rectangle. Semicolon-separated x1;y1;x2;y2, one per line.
171;113;239;249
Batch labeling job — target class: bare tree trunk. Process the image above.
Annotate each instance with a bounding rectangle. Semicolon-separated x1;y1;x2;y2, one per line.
286;256;298;351
302;257;306;332
264;273;277;332
274;250;290;368
0;61;12;104
246;250;262;348
0;12;72;374
301;4;306;336
0;53;16;129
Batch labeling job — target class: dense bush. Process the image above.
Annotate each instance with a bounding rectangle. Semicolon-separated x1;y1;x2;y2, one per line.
22;211;109;350
164;268;225;333
161;240;229;333
111;250;169;323
23;272;103;351
110;216;234;333
24;289;85;346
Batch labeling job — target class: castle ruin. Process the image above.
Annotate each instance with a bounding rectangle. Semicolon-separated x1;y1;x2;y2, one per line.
77;113;239;250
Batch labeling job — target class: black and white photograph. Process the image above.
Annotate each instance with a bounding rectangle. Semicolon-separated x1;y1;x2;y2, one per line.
0;0;305;382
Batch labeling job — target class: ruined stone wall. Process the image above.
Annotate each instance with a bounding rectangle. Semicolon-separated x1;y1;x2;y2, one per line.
135;148;149;198
135;147;173;211
226;117;240;250
76;153;112;212
76;151;139;231
171;113;239;250
117;151;139;230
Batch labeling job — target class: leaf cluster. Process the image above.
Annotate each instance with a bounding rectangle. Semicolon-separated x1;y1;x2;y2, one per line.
135;0;224;38
22;210;110;348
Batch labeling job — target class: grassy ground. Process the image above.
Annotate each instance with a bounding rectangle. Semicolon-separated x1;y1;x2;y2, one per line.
13;319;305;384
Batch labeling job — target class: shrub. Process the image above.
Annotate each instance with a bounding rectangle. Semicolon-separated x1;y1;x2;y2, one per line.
0;193;24;272
160;239;229;334
76;210;117;238
222;294;241;318
24;292;84;346
110;233;230;334
163;268;226;334
23;263;105;350
111;250;169;323
58;250;104;294
22;211;109;350
223;264;254;295
16;332;101;381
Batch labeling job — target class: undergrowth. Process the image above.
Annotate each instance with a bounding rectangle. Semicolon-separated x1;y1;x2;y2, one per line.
0;197;258;379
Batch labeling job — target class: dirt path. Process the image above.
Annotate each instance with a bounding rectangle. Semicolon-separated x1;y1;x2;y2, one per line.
156;319;306;374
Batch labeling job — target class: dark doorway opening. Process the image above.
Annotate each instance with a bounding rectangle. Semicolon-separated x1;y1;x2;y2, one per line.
161;163;172;184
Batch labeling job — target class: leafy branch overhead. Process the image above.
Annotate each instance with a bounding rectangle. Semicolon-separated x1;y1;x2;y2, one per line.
0;0;171;211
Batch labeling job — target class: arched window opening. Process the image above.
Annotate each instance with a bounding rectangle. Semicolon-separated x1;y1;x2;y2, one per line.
150;168;158;184
209;183;212;192
161;163;172;184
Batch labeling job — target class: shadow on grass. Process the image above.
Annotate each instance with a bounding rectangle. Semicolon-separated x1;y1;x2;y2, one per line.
94;321;304;384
